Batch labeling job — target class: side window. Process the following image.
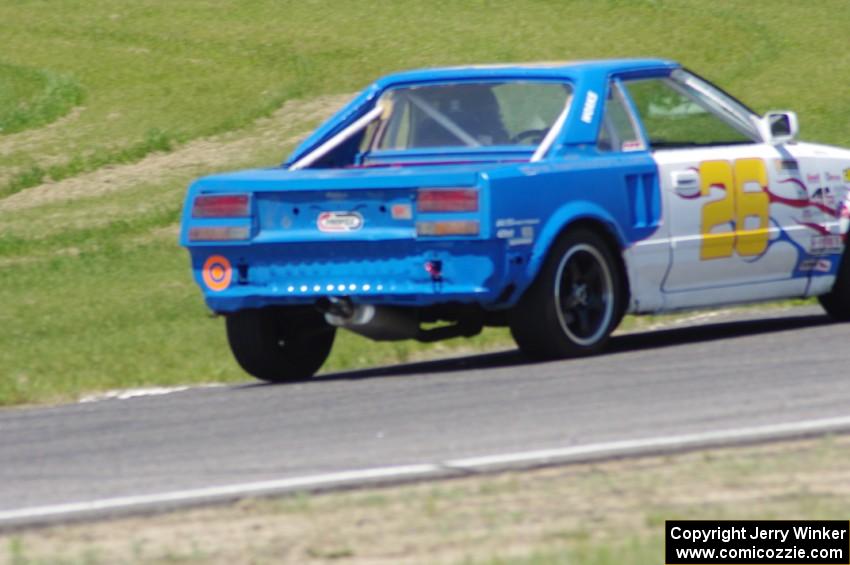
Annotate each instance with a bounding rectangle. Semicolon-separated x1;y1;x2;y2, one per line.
492;82;570;143
623;78;753;149
597;82;644;152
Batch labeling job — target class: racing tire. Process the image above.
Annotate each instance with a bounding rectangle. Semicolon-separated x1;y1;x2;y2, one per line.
818;249;850;321
509;228;625;359
225;306;336;383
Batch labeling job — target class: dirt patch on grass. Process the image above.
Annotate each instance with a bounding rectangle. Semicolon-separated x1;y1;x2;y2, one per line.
0;106;89;187
0;106;86;159
3;435;849;564
0;94;351;213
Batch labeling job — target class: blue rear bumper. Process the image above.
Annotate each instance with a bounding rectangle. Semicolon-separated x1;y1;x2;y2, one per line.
190;240;516;313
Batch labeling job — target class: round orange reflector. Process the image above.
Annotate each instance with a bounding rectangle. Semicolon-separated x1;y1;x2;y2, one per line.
202;255;232;291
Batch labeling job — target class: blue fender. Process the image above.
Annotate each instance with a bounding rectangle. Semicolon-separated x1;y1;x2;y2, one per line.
521;201;628;294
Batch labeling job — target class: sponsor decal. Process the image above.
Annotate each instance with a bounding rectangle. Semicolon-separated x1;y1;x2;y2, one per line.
806;173;821;184
390;203;412;220
508;226;535;246
809;186;833;208
317;211;364;232
799;258;832;272
496;219;536;245
825;172;842;182
845;168;850;183
825;187;836;208
815;258;833;272
622;140;643;152
810;234;843;254
202;255;232;292
495;217;541;228
580;90;599;124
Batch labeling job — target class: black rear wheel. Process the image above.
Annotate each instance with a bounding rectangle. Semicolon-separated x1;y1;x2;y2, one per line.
818;248;850;321
509;228;624;359
226;306;336;383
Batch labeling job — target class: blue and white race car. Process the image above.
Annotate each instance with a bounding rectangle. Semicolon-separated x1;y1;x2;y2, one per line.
180;59;850;382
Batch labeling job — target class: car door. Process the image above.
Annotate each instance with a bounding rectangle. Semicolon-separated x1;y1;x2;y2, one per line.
621;70;808;310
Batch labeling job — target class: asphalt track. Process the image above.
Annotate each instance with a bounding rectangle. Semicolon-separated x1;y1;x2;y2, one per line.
2;305;850;528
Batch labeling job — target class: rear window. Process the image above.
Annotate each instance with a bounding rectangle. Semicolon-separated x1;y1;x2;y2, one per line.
372;81;572;150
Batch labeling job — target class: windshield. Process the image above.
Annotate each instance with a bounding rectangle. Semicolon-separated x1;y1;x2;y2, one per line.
670;69;760;140
371;81;572;150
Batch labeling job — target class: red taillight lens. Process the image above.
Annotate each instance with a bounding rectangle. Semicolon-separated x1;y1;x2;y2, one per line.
417;188;478;213
192;194;251;218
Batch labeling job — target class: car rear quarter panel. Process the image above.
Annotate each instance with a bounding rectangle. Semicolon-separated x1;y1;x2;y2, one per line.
487;154;660;300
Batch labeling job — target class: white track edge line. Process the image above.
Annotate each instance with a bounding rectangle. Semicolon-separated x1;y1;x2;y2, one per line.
0;464;438;522
446;415;850;468
2;415;850;525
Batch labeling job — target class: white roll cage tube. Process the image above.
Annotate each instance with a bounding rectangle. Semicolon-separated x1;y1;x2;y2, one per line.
289;105;385;171
405;93;481;147
290;91;573;170
530;95;572;162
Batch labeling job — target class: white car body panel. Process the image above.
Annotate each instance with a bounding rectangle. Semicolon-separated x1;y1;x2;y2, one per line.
626;142;850;313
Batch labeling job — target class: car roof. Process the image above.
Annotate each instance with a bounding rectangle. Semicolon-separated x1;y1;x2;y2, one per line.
374;58;679;86
283;58;680;167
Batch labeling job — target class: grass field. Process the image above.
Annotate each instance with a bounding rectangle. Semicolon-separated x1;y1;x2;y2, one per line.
1;0;849;406
0;63;83;137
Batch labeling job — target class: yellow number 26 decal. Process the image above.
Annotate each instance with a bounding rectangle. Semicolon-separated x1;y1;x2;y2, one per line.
699;158;770;260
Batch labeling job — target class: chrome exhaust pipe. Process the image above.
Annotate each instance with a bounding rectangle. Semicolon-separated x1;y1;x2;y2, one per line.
319;299;420;341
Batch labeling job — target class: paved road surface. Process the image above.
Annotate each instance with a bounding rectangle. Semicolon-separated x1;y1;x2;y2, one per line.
2;306;849;525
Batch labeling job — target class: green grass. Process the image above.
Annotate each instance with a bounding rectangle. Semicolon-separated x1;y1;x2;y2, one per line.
471;538;661;565
1;0;849;405
1;1;848;188
0;62;83;136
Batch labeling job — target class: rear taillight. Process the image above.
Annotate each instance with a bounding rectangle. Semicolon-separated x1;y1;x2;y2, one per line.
417;188;478;213
192;194;251;218
416;220;480;237
188;226;250;242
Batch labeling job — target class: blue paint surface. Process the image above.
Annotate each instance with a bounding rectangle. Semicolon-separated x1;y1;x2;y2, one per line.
181;59;673;313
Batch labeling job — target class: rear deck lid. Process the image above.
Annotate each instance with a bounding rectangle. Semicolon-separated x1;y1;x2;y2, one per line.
189;165;487;243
